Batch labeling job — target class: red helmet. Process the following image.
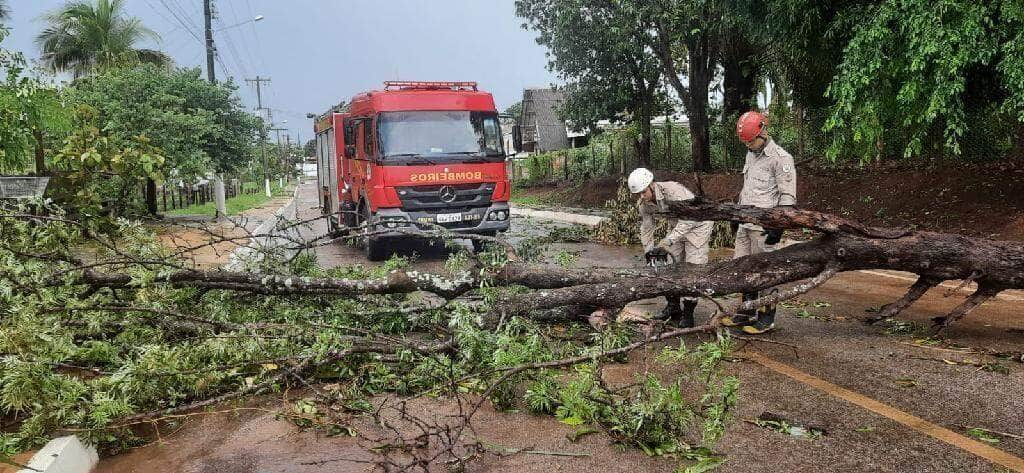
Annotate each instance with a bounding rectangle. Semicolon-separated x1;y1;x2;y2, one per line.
736;111;766;143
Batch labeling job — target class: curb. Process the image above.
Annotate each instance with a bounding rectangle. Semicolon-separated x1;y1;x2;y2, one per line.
511;207;608;227
225;185;301;271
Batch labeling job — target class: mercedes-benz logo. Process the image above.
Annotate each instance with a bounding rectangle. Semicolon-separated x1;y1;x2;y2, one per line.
439;185;457;203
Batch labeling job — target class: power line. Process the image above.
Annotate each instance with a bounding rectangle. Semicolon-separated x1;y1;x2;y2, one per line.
155;0;203;43
243;0;269;72
222;0;261;76
212;15;251;79
168;0;202;33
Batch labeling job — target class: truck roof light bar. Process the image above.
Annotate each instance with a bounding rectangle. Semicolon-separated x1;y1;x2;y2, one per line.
383;81;478;91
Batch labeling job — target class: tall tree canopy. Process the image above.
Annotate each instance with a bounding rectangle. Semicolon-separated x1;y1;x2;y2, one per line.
0;30;69;174
516;0;663;167
68;64;259;213
826;0;1024;160
36;0;170;78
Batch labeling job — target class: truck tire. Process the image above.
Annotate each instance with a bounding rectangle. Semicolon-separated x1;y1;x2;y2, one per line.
471;231;497;252
326;213;339;235
327;213;350;238
360;204;391;261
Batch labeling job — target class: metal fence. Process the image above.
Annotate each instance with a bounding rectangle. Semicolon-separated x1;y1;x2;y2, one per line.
156;180;260;212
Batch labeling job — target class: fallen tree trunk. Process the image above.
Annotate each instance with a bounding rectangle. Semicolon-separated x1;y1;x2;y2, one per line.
498;201;1024;327
67;200;1024;330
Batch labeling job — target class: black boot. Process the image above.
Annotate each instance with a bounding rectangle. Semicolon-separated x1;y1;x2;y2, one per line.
722;292;759;327
656;297;683;321
742;288;778;334
678;300;697;328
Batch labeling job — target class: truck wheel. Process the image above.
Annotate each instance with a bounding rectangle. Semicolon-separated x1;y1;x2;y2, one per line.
326;213;339;234
328;213;350;237
471;231;497;252
360;205;391;261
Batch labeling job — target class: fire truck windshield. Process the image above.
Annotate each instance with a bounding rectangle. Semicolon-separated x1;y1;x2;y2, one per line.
378;111;504;162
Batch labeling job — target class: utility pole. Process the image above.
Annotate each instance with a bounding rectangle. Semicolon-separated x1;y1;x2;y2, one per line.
204;1;230;217
246;76;272;197
204;0;216;83
269;127;288;190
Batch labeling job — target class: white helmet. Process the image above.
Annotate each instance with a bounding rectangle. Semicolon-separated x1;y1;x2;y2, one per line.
627;168;654;194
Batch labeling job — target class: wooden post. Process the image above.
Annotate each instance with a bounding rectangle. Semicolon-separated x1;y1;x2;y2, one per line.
563;152;570;181
796;105;805;160
609;139;616;175
665;120;672;167
590;143;595;178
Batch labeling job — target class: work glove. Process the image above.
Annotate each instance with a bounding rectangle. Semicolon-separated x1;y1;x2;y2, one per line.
644;246;670;265
763;228;784;245
762;205;794;245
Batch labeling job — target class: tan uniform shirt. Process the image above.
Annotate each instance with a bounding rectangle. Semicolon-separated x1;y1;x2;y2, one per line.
738;139;797;209
639;182;714;264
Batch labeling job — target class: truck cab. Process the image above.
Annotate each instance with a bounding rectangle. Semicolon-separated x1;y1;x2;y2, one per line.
314;81;511;260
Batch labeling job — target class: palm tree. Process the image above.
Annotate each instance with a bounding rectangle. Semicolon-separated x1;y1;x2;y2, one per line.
36;0;170;78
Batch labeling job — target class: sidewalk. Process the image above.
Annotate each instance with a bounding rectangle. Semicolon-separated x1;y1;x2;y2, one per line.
153;186;297;269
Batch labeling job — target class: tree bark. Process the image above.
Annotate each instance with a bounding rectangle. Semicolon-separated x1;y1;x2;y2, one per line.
722;32;758;116
652;22;713;172
32;129;47;176
686;33;713;172
145;178;158;216
635;97;653;168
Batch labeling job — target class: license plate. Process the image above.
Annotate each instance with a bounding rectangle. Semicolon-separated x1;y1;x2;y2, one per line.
436;213;463;223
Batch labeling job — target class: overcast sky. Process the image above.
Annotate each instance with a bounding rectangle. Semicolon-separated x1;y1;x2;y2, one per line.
3;0;557;143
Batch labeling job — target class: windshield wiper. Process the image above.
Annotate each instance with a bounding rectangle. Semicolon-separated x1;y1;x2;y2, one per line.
387;153;437;165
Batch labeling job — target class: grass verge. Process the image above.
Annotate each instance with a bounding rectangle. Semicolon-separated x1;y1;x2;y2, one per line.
165;182;290;216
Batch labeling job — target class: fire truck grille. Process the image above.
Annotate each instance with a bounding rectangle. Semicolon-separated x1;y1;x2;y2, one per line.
396;183;494;212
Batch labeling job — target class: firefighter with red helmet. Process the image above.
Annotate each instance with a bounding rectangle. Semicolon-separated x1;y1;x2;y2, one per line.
722;111;797;334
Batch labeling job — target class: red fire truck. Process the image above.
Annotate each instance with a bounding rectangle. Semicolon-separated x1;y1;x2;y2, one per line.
314;81;511;260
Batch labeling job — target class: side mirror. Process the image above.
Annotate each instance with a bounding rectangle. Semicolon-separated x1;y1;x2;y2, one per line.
344;144;356;158
512;124;522;153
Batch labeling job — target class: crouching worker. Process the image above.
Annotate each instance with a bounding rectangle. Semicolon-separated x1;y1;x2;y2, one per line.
628;168;714;328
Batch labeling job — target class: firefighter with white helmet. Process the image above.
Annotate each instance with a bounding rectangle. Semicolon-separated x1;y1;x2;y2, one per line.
722;110;798;334
627;168;714;327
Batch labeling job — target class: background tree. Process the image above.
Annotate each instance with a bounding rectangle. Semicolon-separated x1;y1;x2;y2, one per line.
503;100;522;120
647;0;729;172
69;64;258;215
825;0;1024;161
36;0;170;78
0;1;9;21
0;30;70;175
517;0;663;167
303;139;316;158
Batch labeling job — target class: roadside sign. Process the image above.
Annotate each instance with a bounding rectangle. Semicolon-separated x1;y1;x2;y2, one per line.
0;176;50;199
